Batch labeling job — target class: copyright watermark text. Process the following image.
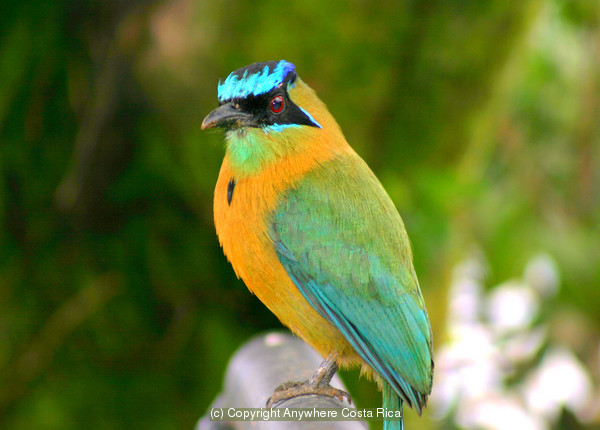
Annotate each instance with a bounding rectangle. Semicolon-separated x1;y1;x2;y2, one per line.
209;407;402;421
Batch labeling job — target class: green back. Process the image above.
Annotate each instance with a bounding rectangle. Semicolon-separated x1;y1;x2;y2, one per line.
269;152;433;412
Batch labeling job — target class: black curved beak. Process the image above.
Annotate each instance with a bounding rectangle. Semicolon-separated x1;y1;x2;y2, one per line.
201;102;254;130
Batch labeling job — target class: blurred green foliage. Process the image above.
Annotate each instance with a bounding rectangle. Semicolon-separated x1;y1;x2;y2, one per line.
0;0;598;429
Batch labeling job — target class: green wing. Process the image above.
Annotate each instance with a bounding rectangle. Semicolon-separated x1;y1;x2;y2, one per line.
269;153;433;412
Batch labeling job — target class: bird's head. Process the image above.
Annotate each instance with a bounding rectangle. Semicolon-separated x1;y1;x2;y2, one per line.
202;61;345;176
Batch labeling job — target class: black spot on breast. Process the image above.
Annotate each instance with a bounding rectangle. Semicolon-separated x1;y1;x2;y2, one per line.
227;178;236;205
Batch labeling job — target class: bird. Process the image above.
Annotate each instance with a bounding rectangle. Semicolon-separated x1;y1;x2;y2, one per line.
202;60;433;430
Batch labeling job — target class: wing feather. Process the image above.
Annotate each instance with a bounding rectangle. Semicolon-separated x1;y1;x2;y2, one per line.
269;154;433;411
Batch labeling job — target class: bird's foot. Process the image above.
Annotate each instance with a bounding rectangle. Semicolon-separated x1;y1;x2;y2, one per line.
266;379;352;408
266;357;352;408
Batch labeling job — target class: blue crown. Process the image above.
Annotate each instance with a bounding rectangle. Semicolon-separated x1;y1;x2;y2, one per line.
217;60;296;102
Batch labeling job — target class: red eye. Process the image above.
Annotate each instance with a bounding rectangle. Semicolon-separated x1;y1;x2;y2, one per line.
269;95;285;113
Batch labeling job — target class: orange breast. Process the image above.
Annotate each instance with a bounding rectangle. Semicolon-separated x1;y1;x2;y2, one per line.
213;149;359;363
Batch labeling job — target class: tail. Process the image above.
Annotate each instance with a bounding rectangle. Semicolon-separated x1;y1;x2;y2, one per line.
383;381;404;430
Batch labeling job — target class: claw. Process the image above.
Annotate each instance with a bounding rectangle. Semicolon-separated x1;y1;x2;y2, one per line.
266;379;351;408
266;357;351;408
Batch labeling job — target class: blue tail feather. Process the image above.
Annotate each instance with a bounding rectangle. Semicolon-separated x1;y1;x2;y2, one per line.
383;381;404;430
